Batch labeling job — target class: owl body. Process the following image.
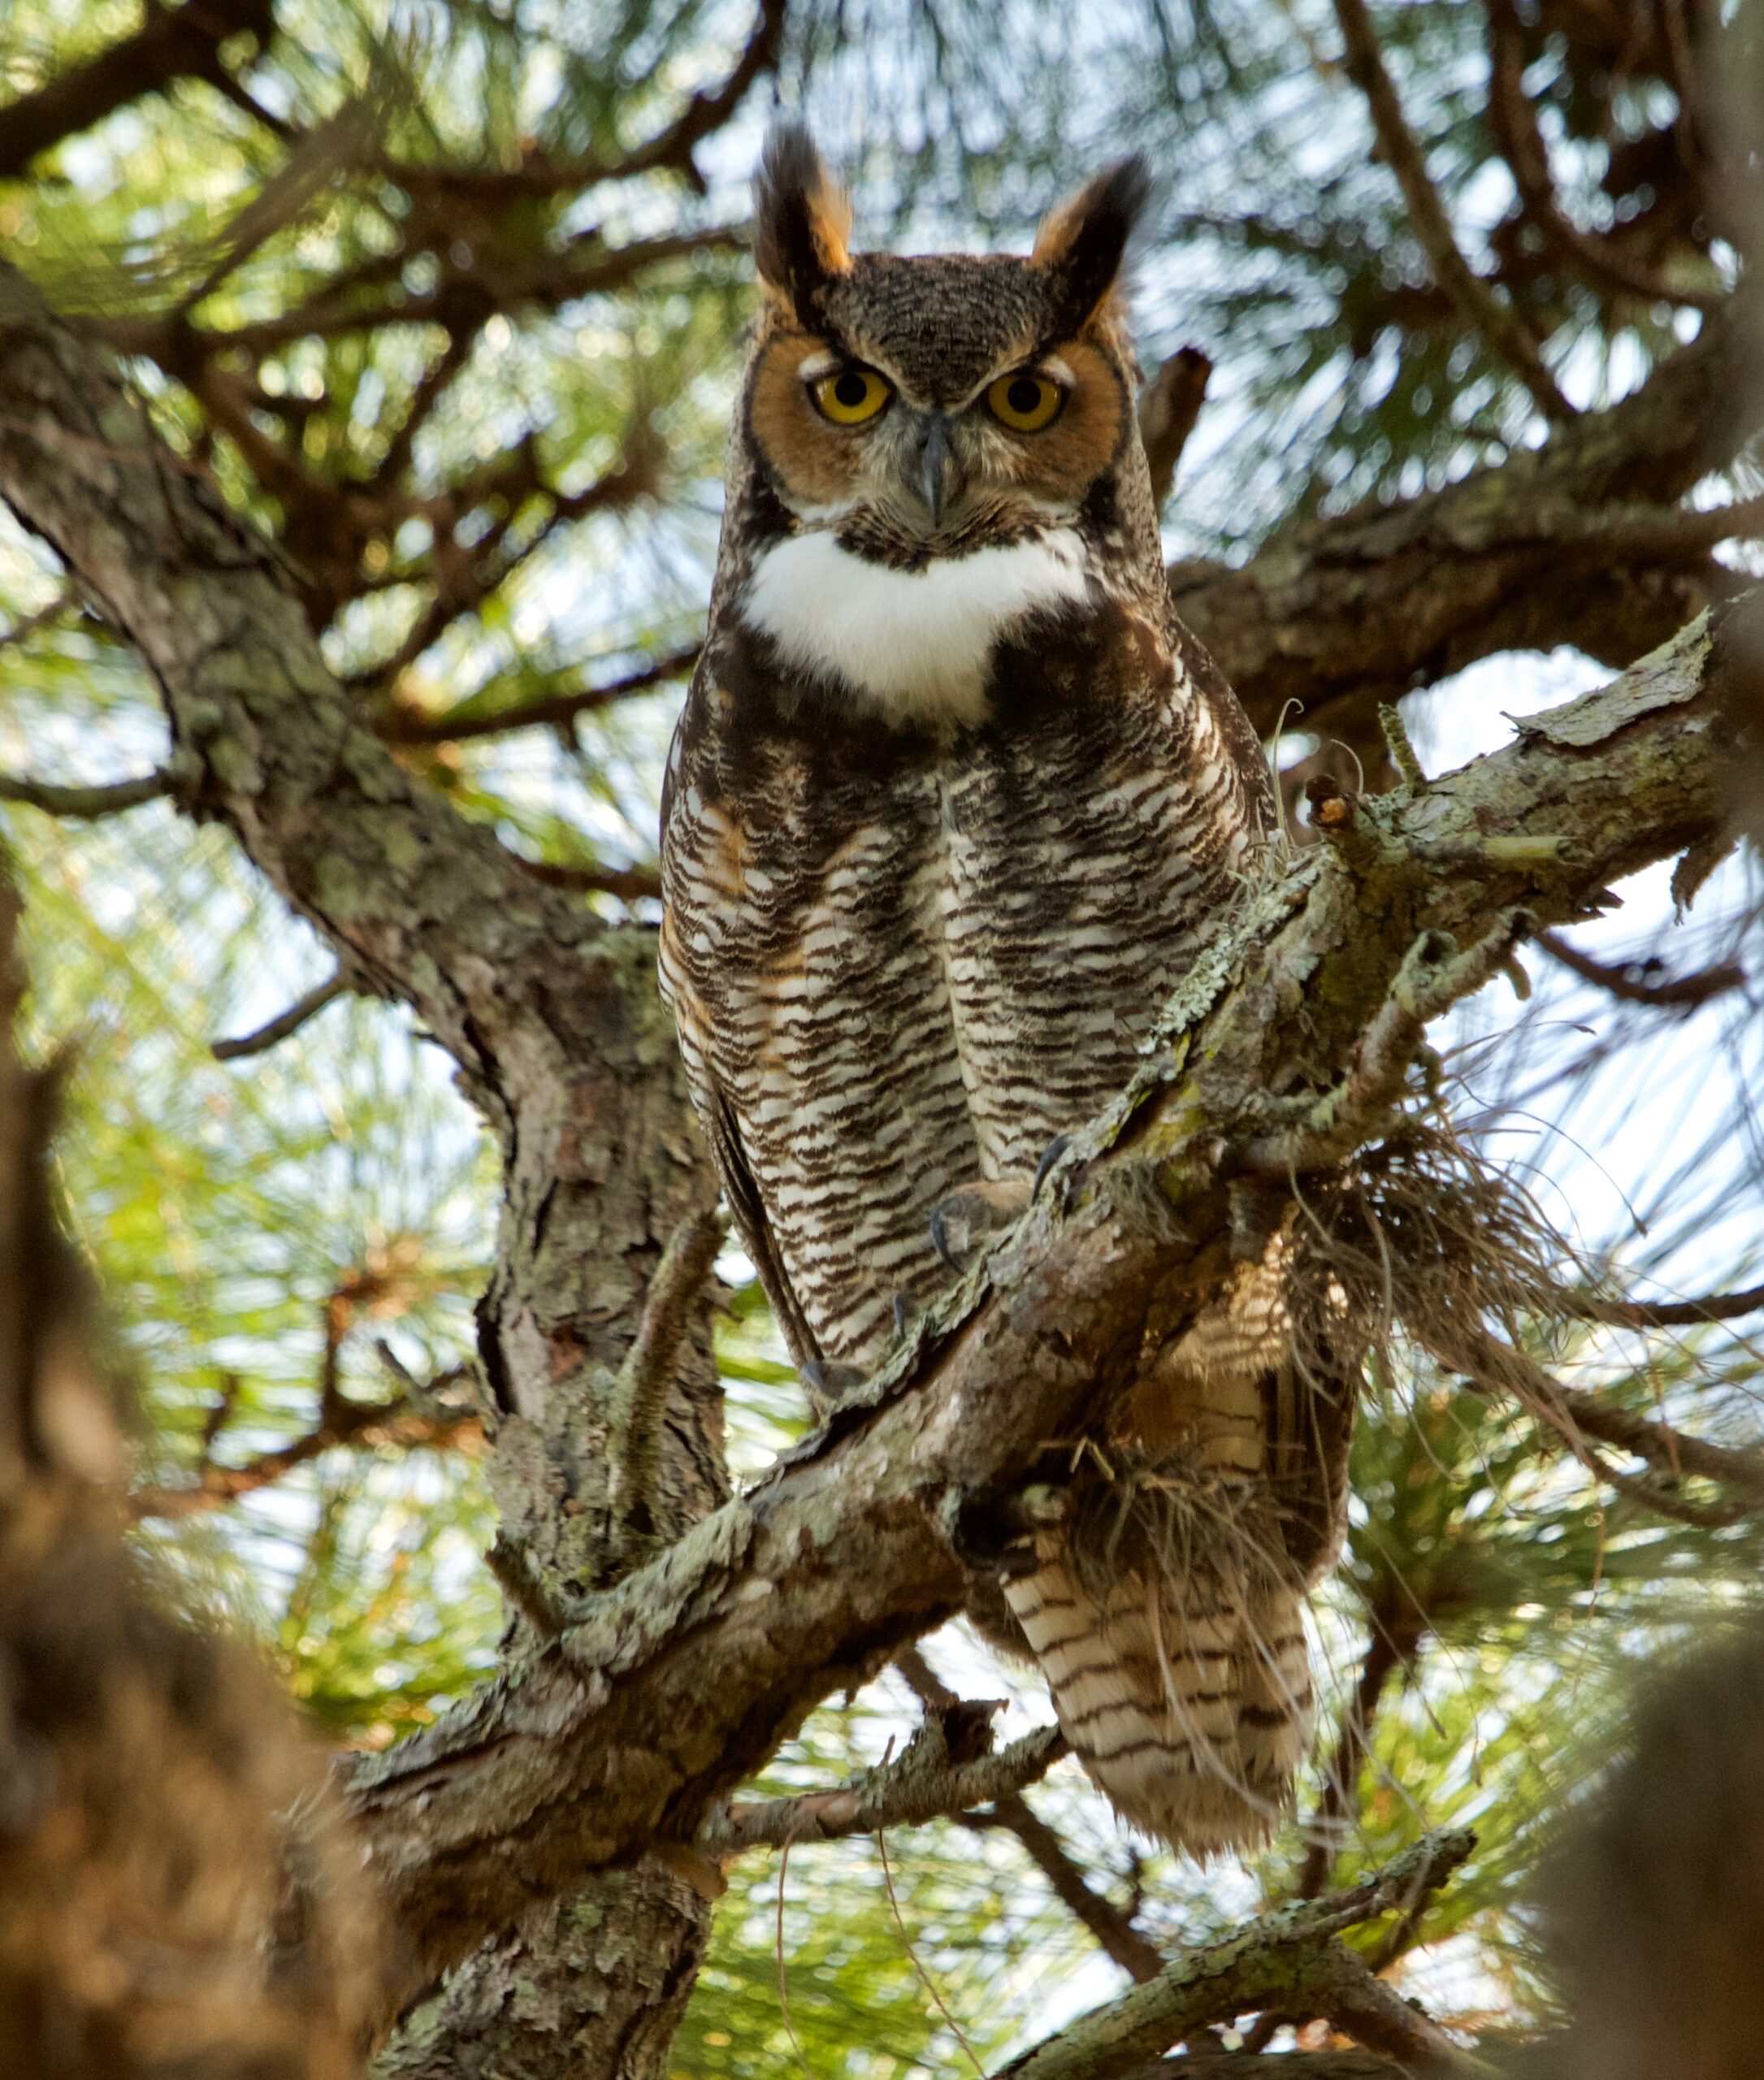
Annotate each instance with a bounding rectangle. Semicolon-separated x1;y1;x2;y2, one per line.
660;132;1351;1850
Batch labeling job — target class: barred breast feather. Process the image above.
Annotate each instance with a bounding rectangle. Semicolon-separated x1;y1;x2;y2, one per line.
655;128;1362;1854
659;591;1355;1852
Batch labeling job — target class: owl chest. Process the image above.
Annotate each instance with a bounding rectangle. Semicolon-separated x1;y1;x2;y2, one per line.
669;711;1207;1171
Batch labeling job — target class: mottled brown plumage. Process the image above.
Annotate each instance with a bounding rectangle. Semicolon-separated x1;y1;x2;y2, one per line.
659;128;1354;1850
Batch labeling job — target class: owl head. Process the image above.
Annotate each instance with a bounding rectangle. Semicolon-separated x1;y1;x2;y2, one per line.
718;127;1163;729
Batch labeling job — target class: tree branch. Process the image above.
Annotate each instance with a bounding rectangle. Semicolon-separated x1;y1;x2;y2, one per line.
1432;1322;1764;1513
1296;1601;1419;1898
0;769;172;817
610;1207;727;1562
130;1377;479;1519
210;966;351;1059
1331;0;1571;418
376;645;700;745
1565;1281;1764;1329
1534;926;1746;1009
1168;297;1758;739
964;1792;1166;1984
1112;2058;1404;2079
995;1830;1475;2080
696;1722;1068;1857
0;0;276;181
1138;348;1211;510
1484;0;1723;313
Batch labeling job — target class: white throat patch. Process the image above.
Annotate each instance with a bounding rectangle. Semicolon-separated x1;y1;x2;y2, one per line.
739;527;1091;728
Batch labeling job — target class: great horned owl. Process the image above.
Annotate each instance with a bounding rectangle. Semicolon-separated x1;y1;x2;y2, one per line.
660;128;1354;1852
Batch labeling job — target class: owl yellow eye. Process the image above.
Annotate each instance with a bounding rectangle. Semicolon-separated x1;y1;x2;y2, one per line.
810;367;892;426
986;371;1064;432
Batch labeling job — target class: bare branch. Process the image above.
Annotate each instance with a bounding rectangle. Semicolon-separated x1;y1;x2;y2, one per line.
377;645;700;745
375;0;786;200
1112;2058;1404;2079
97;228;743;359
1331;0;1571;418
1138;348;1211;509
511;858;665;904
0;0;275;180
0;769;171;818
210;967;352;1060
1437;1323;1764;1514
131;1380;480;1519
964;1792;1166;1984
696;1722;1068;1857
1564;1281;1764;1329
0;581;80;652
1296;1601;1420;1898
1535;926;1746;1010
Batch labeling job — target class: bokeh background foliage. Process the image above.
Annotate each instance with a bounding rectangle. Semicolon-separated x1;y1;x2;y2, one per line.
2;0;1762;2068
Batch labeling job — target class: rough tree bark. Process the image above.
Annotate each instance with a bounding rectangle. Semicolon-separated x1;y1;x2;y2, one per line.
0;264;725;2074
0;246;1757;2078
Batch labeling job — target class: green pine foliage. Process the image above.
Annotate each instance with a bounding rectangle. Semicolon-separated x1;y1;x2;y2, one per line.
3;0;1762;2065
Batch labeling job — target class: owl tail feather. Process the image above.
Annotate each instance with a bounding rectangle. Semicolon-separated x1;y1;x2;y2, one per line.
1003;1530;1312;1852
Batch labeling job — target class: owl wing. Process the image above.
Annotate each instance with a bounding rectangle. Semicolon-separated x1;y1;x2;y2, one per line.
701;1074;824;1370
657;730;826;1374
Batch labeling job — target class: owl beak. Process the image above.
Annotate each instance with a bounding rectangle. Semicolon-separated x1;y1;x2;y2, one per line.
911;415;963;528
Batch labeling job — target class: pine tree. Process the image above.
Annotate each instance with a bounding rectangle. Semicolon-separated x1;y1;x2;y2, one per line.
0;2;1761;2071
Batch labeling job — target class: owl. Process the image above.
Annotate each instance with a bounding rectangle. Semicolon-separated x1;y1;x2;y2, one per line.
660;128;1355;1852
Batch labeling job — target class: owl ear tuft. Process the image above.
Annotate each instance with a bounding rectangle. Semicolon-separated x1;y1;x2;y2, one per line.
753;123;853;324
1033;158;1152;334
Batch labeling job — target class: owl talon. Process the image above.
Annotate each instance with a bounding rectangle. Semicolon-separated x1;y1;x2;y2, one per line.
929;1178;1034;1273
800;1357;865;1419
1033;1134;1073;1198
892;1291;915;1338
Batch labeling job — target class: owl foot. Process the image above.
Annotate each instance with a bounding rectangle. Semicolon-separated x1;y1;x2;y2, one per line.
929;1177;1032;1272
800;1358;865;1422
1033;1133;1073;1198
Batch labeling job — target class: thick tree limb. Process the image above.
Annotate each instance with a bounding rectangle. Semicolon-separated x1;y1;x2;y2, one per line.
995;1830;1476;2080
0;261;731;2052
1168;301;1757;739
0;257;1749;2023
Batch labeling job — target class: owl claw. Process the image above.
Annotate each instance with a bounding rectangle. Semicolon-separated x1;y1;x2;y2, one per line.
800;1358;865;1419
929;1178;1034;1273
1033;1134;1073;1198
